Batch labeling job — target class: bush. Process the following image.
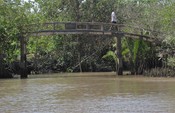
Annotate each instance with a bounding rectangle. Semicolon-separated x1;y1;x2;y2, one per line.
143;68;175;77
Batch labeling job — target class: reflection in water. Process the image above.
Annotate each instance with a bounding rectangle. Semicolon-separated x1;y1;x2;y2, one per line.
0;73;175;113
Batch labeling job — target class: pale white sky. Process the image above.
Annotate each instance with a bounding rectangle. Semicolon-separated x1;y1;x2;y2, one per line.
23;0;34;2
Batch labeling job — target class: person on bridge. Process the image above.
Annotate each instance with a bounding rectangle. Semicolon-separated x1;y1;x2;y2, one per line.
110;11;118;31
111;11;117;23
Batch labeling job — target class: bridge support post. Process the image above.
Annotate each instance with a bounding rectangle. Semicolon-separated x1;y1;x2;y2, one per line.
116;33;123;75
20;35;28;79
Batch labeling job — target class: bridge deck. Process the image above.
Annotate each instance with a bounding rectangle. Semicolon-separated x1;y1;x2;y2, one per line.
27;22;156;42
31;30;112;35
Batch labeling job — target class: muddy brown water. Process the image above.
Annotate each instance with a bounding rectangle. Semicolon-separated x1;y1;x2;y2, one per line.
0;72;175;113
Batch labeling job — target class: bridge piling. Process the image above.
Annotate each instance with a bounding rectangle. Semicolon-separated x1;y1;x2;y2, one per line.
20;35;28;79
116;33;123;75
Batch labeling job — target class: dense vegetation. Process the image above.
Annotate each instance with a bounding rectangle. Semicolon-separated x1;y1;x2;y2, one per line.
0;0;175;78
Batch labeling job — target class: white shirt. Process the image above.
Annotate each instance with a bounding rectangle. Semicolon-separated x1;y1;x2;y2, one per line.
111;12;117;22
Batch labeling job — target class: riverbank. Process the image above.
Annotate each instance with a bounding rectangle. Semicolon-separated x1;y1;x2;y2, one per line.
11;72;175;82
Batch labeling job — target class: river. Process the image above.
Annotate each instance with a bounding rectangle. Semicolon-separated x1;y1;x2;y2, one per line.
0;72;175;113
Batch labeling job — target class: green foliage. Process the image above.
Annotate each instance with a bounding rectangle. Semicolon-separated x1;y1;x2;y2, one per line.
167;57;175;68
133;39;139;63
144;68;175;77
102;51;119;64
159;2;175;31
0;0;175;74
162;36;175;49
0;0;37;61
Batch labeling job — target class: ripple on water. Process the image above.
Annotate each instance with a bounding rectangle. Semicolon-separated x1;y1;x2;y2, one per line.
0;76;175;113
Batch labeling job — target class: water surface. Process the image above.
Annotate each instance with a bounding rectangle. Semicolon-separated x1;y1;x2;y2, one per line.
0;73;175;113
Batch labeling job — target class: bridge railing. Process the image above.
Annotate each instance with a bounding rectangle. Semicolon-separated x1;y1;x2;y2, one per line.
27;22;159;36
26;22;159;43
27;22;125;33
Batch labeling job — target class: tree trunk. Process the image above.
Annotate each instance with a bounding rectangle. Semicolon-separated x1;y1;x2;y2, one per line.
0;54;3;77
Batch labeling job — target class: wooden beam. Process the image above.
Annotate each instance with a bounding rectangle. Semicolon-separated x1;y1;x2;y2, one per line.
115;33;123;75
20;35;28;79
29;30;112;36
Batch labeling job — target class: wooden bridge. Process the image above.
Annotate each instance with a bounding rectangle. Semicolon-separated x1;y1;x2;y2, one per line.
27;22;156;41
20;22;159;78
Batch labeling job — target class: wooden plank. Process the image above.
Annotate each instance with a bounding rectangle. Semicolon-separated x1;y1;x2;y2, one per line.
29;31;112;36
76;24;87;29
65;23;76;29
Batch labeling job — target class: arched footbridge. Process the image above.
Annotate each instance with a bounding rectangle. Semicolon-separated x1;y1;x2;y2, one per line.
19;22;161;78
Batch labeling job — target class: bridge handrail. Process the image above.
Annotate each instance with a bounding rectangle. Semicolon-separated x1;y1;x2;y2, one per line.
25;22;164;44
27;22;164;35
